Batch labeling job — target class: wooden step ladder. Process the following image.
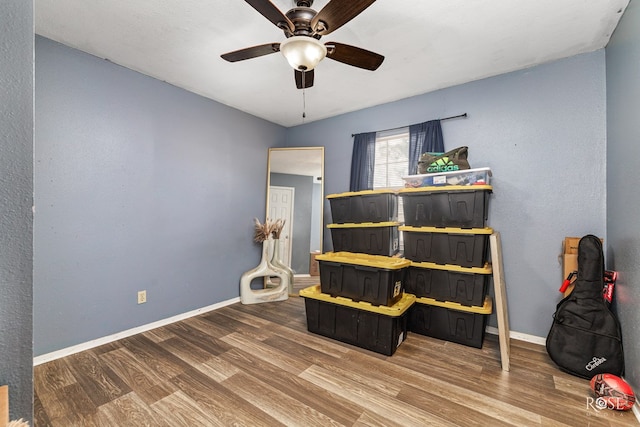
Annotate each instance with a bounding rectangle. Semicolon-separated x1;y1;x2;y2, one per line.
490;231;511;371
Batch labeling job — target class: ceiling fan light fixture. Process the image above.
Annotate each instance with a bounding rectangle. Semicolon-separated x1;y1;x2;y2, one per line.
280;36;327;71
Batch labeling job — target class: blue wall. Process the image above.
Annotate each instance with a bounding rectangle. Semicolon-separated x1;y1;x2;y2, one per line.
287;51;607;338
35;23;634;356
606;0;640;402
14;4;640;419
34;37;286;356
0;0;34;421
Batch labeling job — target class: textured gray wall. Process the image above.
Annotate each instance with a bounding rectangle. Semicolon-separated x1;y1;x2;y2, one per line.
606;0;640;402
33;9;637;385
34;37;286;356
286;51;607;338
0;0;34;421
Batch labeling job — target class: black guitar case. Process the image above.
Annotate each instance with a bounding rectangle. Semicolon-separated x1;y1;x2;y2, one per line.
546;235;625;379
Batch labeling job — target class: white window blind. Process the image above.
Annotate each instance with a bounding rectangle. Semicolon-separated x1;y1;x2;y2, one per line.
373;129;410;189
373;129;409;250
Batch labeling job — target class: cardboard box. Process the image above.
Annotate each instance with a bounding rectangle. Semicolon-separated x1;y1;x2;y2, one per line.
562;237;580;282
309;251;321;276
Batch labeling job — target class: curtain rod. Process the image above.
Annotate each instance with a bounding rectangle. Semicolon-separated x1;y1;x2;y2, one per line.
351;113;467;137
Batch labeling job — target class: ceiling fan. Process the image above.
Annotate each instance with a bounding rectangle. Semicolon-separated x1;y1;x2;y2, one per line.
220;0;384;89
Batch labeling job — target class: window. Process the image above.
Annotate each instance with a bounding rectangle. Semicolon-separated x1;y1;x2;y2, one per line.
373;128;409;249
373;128;410;189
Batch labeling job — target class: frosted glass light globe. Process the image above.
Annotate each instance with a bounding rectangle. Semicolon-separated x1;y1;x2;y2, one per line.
280;36;327;71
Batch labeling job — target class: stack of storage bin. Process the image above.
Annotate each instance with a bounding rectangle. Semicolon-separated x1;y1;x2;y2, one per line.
325;189;400;256
300;189;414;356
398;176;494;348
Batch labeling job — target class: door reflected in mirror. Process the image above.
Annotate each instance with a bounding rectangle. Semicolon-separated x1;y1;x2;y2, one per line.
266;147;324;279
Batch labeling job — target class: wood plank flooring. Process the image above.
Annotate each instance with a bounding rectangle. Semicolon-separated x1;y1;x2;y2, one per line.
34;282;638;426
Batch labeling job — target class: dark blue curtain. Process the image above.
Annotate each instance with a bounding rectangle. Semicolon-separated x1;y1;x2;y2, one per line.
349;132;376;191
408;120;444;175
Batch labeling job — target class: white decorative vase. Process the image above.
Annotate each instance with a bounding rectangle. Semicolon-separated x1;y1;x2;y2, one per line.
271;238;295;294
239;238;289;304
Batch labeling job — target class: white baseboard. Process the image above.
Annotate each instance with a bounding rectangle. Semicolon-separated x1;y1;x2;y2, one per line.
35;301;547;366
33;296;240;366
33;303;640;424
485;326;547;346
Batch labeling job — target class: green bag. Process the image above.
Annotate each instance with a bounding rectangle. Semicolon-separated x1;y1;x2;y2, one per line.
417;146;470;174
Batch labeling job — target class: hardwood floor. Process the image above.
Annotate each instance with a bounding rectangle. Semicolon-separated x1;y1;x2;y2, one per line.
34;284;638;426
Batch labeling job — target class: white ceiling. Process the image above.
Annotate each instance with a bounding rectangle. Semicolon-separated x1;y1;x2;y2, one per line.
35;0;628;128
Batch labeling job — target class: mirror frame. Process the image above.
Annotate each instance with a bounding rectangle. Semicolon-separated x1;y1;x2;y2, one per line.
266;147;324;274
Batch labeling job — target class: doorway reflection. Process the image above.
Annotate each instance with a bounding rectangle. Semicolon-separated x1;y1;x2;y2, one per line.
266;147;324;275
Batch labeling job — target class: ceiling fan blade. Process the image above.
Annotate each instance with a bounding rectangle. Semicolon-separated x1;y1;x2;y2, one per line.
221;43;280;62
295;69;314;89
311;0;377;35
325;42;384;70
245;0;295;33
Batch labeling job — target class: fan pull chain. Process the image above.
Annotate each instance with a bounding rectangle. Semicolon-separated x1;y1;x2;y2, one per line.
302;88;306;122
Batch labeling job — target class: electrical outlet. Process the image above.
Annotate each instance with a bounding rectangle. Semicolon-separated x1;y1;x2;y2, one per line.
137;290;147;304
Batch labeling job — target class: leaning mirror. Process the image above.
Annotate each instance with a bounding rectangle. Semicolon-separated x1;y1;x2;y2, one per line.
266;147;324;292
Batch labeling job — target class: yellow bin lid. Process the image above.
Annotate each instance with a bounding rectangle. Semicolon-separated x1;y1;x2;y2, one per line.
300;285;415;316
413;295;493;314
328;221;400;229
398;184;493;194
316;252;411;270
326;189;397;199
399;225;493;235
409;261;492;275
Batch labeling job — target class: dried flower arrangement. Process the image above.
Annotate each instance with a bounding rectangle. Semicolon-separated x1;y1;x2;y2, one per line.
253;218;286;242
253;218;274;242
271;218;286;239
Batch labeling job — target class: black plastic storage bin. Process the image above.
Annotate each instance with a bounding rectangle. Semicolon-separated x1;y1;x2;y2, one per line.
408;296;492;348
399;185;492;228
404;261;492;306
300;285;415;356
400;226;492;267
328;222;400;256
327;189;398;223
316;252;410;306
